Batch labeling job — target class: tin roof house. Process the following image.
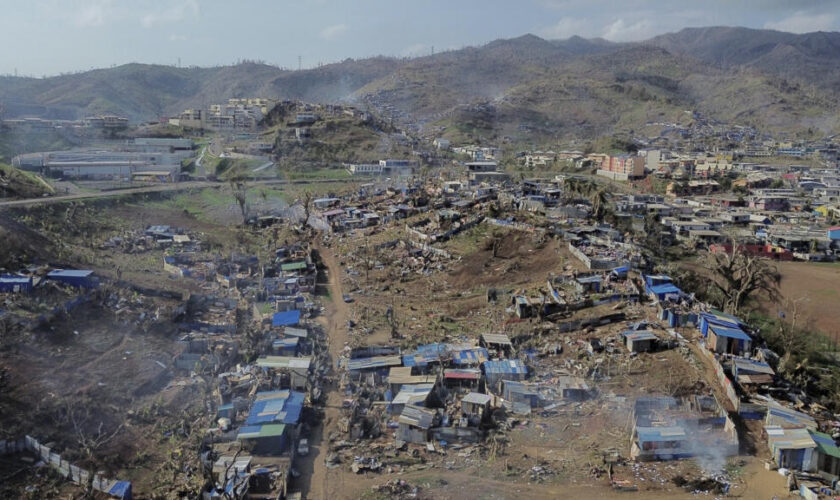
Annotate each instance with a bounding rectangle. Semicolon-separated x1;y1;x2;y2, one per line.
706;324;752;355
47;269;97;288
396;405;437;444
765;426;817;471
0;275;33;293
623;330;658;353
483;359;528;394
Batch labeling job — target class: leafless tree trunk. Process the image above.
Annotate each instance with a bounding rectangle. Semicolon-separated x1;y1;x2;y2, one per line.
230;179;249;225
706;243;780;315
776;297;809;376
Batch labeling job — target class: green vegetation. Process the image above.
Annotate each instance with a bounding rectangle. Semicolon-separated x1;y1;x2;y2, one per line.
284;168;351;180
747;310;840;411
0;163;55;198
142;186;286;221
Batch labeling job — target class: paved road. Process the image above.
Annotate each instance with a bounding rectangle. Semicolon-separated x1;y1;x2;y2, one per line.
0;178;351;209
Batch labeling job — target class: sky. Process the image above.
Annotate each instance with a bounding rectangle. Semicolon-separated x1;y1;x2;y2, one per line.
1;0;839;76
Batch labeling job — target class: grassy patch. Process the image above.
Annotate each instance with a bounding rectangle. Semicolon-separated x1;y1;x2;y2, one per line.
438;223;491;254
0;163;55;198
284;168;352;180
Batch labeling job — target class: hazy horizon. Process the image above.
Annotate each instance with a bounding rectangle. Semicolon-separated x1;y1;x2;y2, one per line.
2;0;839;77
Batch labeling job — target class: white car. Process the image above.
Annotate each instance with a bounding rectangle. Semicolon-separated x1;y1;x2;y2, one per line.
297;439;309;457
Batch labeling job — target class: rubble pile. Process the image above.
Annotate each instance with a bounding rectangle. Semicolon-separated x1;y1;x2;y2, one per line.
372;479;420;498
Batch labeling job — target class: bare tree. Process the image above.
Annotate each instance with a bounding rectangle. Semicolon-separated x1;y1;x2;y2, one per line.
229;178;249;225
302;190;313;224
705;244;780;315
775;297;810;376
65;401;124;499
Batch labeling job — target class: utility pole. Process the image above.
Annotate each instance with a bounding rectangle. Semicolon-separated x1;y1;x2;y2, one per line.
298;55;302;71
431;46;434;56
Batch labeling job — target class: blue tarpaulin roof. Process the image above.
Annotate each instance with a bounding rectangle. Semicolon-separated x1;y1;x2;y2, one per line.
0;275;31;283
649;283;681;296
47;269;94;278
272;310;301;327
346;355;402;371
108;481;132;500
244;391;304;425
636;426;688;442
451;347;489;365
482;359;527;375
767;403;817;429
709;325;751;342
701;311;745;329
403;343;449;367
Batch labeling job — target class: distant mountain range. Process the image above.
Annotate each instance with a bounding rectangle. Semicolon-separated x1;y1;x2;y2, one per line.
2;26;840;142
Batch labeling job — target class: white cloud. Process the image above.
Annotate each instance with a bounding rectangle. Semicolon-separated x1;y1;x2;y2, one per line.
74;0;112;27
540;17;586;39
319;23;348;41
141;0;200;28
764;11;835;33
168;34;188;42
602;18;655;42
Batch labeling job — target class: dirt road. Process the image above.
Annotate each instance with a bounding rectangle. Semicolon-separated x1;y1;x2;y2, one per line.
305;240;350;499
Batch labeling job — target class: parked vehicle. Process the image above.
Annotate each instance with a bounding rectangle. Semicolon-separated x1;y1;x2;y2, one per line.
297;438;309;457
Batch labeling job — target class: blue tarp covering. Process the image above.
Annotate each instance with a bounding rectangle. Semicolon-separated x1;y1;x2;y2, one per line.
402;343;449;367
108;481;132;500
700;311;745;333
0;275;33;292
272;309;301;327
709;325;751;342
451;347;489;365
649;283;681;297
482;359;528;375
644;274;673;290
244;391;304;425
636;426;688;443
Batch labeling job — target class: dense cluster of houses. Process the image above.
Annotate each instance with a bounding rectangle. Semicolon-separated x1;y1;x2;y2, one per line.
135;227;326;499
310;154;840;496
335;332;604;450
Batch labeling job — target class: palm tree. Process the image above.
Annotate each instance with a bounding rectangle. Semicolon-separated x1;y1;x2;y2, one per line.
590;188;611;222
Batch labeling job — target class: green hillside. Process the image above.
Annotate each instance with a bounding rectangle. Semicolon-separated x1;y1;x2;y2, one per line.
0;163;54;199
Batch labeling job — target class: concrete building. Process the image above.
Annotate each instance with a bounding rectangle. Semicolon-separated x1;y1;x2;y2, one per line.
85;115;129;130
12;138;192;180
466;161;497;173
597;155;646;181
